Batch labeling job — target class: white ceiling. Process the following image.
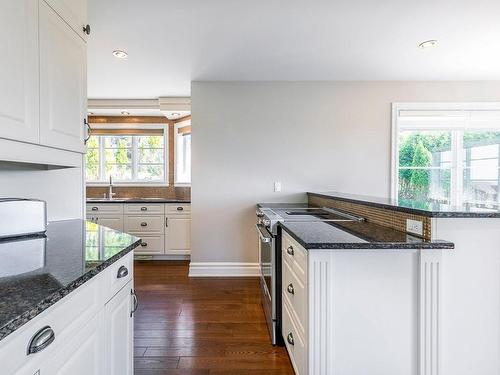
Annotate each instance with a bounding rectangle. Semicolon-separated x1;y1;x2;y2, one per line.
88;0;500;99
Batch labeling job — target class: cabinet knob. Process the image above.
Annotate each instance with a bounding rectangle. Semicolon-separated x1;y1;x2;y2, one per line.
28;326;55;355
141;207;147;211
117;266;129;279
140;222;148;227
82;24;91;35
287;332;294;346
286;246;294;256
287;283;295;295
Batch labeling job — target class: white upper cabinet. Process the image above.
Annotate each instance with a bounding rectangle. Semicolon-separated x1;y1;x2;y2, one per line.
39;0;87;153
44;0;89;41
0;0;39;144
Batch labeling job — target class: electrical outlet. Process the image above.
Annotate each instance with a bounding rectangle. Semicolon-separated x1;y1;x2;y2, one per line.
406;219;423;236
274;181;282;192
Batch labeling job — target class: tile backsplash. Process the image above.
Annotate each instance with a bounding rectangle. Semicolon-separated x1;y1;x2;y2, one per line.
86;186;190;200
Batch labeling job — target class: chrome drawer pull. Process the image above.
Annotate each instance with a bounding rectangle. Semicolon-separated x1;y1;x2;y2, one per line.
287;332;294;346
286;246;294;256
131;289;139;317
28;326;55;354
141;207;147;211
176;206;184;211
287;283;295;295
91;207;98;211
117;266;129;278
140;222;148;227
140;242;148;247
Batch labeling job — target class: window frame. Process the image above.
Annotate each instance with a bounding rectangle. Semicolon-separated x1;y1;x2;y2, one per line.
174;121;191;187
85;124;169;187
391;102;500;205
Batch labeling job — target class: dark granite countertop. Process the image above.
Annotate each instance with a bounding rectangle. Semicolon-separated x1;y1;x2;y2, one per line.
87;198;190;204
308;192;500;218
279;220;454;250
0;220;141;342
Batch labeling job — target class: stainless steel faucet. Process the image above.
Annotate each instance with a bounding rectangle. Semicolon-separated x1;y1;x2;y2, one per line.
108;175;116;200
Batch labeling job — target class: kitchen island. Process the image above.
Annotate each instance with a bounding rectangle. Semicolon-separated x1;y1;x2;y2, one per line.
277;192;500;375
0;220;141;375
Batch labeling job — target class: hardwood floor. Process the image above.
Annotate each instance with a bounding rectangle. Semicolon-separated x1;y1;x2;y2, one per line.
134;260;294;375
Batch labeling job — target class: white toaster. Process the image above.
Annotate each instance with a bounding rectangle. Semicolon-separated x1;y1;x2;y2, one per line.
0;198;47;239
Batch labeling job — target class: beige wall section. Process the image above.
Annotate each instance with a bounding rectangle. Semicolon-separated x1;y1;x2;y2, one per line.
191;81;500;263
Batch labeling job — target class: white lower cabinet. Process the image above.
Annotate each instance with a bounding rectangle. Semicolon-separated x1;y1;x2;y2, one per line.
87;214;124;232
165;216;191;255
0;252;135;375
105;281;134;375
43;309;106;375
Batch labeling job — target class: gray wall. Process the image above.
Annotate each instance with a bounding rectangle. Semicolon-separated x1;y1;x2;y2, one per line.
191;81;500;263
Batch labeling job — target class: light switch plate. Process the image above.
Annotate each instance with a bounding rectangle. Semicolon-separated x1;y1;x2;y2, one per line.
274;181;282;192
406;219;423;236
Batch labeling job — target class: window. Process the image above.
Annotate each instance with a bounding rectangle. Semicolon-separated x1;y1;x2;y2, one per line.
85;132;167;184
392;104;500;208
175;123;191;185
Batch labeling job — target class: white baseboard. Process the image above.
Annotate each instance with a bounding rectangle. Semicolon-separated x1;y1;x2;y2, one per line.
188;262;260;277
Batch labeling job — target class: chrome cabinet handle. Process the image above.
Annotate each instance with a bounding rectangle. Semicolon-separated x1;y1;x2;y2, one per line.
84;119;91;143
286;246;294;256
176;206;184;211
140;222;147;227
141;207;147;211
287;284;295;295
28;326;55;354
130;289;138;317
287;332;294;346
91;207;98;211
140;242;148;247
117;266;128;278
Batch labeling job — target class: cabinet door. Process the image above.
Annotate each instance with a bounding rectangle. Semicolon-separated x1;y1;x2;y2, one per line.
39;1;87;153
44;0;88;40
97;215;124;232
0;0;39;143
105;282;134;375
43;309;106;375
165;217;191;255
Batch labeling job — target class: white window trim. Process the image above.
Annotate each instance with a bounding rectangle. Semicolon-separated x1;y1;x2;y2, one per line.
391;102;500;202
174;121;191;187
86;124;169;187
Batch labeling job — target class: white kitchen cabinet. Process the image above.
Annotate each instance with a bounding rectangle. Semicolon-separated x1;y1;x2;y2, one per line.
87;214;124;232
165;217;191;255
43;0;88;40
0;0;39;144
43;309;106;375
134;235;165;255
39;0;87;153
105;281;134;375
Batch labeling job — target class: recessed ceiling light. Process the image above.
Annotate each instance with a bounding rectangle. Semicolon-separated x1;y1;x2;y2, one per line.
87;111;94;115
112;49;128;59
121;111;130;116
418;40;438;49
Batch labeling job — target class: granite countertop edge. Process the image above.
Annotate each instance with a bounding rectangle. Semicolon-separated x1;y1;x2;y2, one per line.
279;223;455;250
307;192;500;218
0;238;141;343
86;199;191;204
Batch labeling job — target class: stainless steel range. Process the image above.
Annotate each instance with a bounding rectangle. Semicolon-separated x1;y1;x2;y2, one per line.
255;204;364;345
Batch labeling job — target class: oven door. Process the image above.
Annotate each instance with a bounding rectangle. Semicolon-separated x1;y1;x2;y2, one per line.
257;224;275;314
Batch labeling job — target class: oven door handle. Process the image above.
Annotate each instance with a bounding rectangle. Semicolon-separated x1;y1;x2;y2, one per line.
256;224;272;243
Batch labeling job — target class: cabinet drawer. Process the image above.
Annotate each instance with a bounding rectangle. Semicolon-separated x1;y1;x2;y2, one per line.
283;259;307;335
283;300;307;375
86;203;124;215
166;203;191;215
86;214;124;232
124;215;164;234
135;235;164;255
0;272;105;375
125;203;164;215
107;251;134;301
282;231;307;284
